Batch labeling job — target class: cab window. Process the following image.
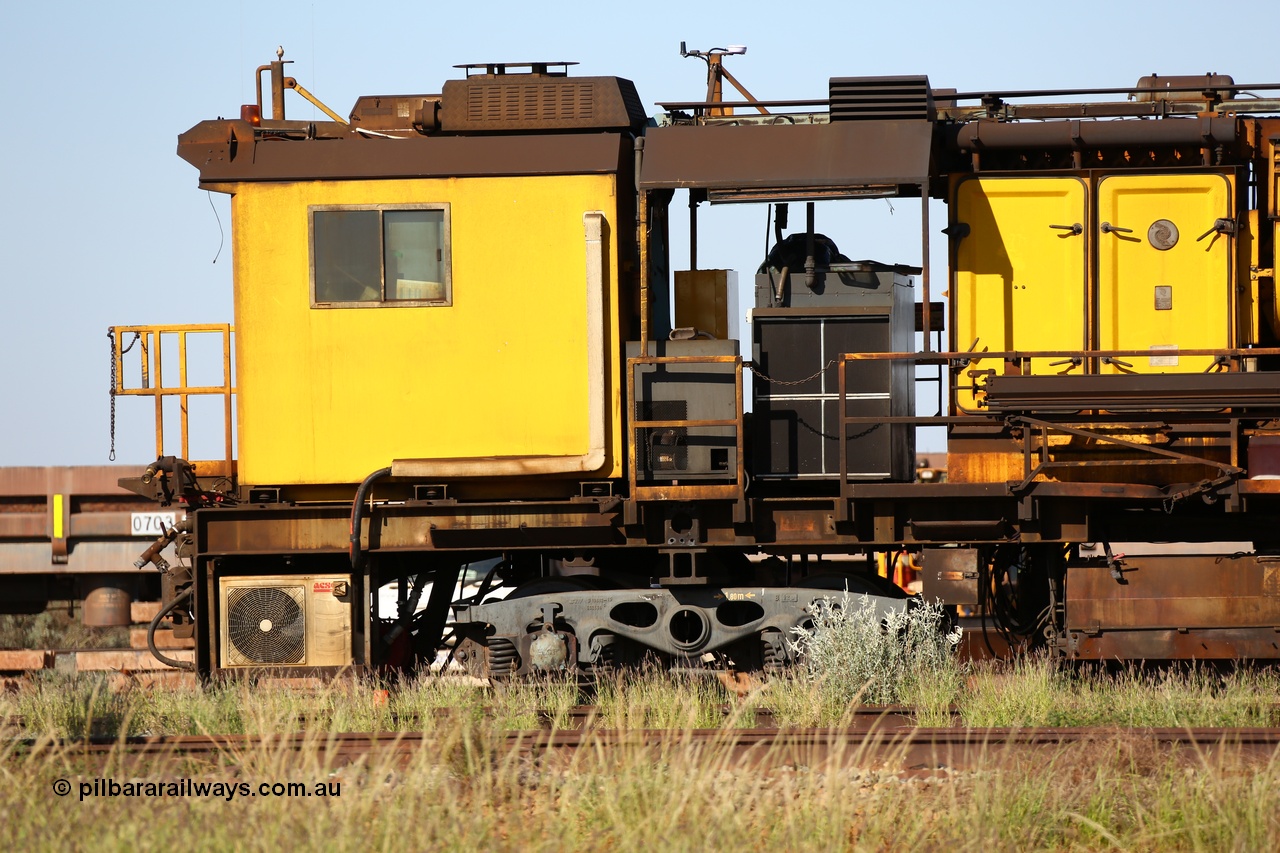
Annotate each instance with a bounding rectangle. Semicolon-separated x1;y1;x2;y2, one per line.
310;205;451;306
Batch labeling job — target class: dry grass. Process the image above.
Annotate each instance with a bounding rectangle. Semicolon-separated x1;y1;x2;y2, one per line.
0;671;587;739
8;594;1280;845
960;656;1280;728
4;714;1280;850
595;666;751;729
5;636;1280;739
6;650;1280;848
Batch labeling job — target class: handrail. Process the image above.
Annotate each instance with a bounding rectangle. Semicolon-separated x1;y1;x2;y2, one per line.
833;345;1278;514
110;324;236;480
625;354;745;507
838;346;1280;364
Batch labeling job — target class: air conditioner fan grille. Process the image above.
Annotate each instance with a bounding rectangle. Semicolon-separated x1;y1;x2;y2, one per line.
226;586;306;664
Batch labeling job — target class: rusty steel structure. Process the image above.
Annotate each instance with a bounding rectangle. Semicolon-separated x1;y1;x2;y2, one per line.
106;49;1280;675
0;466;166;625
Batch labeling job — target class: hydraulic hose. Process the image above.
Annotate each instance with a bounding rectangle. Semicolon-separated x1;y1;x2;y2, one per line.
350;466;393;571
148;587;196;671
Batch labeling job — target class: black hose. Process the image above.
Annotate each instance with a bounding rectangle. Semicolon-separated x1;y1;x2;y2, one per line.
383;570;430;646
350;466;393;571
148;587;196;671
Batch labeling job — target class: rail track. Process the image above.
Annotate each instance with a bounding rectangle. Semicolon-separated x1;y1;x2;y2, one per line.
0;704;942;735
14;724;1280;773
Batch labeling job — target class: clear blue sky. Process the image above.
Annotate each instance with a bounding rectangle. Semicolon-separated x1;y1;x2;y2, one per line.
1;0;1271;466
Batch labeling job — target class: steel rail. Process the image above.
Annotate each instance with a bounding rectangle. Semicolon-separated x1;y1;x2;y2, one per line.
0;704;929;734
15;698;1280;736
19;726;1280;767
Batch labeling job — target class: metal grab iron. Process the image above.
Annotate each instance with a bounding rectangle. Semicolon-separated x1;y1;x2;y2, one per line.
1197;217;1237;241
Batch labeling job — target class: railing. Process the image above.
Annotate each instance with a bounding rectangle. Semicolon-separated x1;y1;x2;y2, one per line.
625;354;745;505
834;345;1280;508
110;324;236;479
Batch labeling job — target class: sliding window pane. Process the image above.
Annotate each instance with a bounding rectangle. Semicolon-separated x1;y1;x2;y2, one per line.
384;209;447;301
313;210;381;302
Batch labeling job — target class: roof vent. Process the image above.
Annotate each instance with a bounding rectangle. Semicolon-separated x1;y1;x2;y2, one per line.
829;76;934;121
440;64;646;132
455;61;576;77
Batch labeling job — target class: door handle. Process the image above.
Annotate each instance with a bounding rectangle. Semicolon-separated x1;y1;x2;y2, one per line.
1196;218;1236;241
1100;222;1133;235
1049;223;1083;235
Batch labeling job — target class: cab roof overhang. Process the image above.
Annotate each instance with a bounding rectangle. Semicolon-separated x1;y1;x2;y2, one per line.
638;120;934;202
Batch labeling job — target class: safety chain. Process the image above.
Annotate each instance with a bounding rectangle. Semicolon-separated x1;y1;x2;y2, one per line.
746;357;883;443
787;420;884;443
108;328;140;461
746;358;838;387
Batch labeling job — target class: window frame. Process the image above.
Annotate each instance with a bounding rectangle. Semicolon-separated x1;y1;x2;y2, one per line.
308;202;453;308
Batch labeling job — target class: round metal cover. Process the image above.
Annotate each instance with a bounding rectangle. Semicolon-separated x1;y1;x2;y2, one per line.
226;586;305;664
1148;219;1179;250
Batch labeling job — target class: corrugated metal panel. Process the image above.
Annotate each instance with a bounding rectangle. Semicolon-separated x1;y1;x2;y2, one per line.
466;82;596;123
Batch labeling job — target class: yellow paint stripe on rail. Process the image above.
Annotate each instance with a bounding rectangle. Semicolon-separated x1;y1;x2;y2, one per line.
52;494;63;539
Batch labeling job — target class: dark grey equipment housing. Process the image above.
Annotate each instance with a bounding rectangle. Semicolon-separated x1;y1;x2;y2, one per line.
752;260;915;481
627;339;739;483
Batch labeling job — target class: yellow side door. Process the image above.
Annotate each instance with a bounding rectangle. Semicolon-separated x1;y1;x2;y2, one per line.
1096;173;1233;374
952;176;1088;412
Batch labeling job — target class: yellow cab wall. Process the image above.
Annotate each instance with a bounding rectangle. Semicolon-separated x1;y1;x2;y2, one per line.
230;175;623;486
951;176;1089;412
1264;123;1280;344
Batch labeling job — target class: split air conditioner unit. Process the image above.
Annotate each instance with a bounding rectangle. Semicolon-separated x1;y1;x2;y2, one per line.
218;575;353;667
